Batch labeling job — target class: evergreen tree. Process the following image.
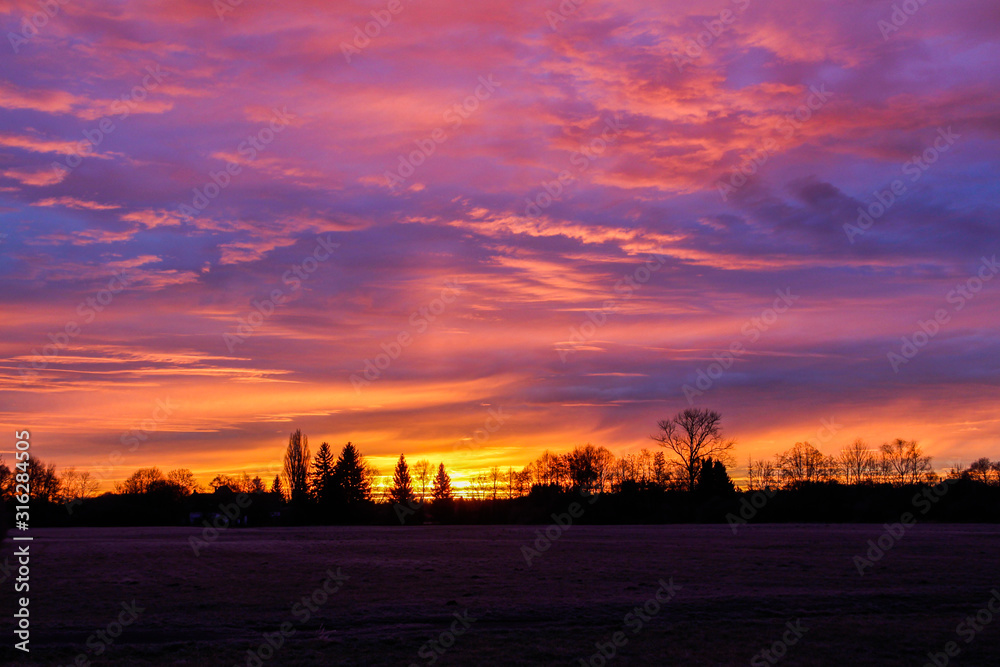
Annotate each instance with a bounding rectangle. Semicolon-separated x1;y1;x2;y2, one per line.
333;442;371;505
310;442;336;504
250;476;266;494
696;457;735;495
432;462;452;500
390;454;414;504
271;475;284;499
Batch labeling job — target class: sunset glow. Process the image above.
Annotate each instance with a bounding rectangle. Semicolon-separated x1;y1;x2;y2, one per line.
1;0;998;491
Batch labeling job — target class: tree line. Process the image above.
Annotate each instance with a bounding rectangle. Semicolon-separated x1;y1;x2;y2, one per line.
2;408;999;527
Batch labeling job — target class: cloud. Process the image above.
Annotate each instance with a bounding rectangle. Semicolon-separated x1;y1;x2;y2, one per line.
0;0;997;479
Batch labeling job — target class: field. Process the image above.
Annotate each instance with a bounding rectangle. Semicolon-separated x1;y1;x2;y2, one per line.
2;524;999;665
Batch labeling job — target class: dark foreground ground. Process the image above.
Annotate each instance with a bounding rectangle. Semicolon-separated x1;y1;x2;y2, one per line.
1;524;998;665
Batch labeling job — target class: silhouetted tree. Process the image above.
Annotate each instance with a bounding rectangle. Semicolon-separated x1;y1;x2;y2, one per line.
117;467;165;494
333;442;372;505
565;444;608;493
470;472;490;500
61;468;100;500
310;442;337;505
432;462;452;500
880;439;931;485
746;456;778;491
210;474;235;492
489;466;503;500
271;475;284;499
777;442;835;485
250;475;267;494
968;457;993;484
696;457;735;495
527;450;567;488
652;408;735;491
167;469;200;495
282;429;311;504
414;459;432;503
840;439;876;485
390;454;414;505
651;451;670;489
0;457;12;498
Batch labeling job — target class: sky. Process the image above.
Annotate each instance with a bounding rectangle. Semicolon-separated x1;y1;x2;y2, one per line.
0;0;998;490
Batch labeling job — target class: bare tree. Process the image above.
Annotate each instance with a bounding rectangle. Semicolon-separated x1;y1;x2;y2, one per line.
652;408;735;491
282;429;311;504
62;468;100;500
565;444;604;493
489;466;502;500
968;457;993;484
745;456;779;491
513;468;532;497
880;439;931;485
528;450;567;488
116;467;164;494
167;469;200;495
413;459;432;502
472;472;490;500
745;456;758;491
776;442;835;485
840;438;876;485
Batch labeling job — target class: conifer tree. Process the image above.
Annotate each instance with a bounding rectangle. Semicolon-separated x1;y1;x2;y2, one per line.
390;454;414;504
334;442;371;505
432;462;452;500
310;442;336;504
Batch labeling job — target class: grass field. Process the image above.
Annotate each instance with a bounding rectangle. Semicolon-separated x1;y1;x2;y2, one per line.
2;524;998;665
